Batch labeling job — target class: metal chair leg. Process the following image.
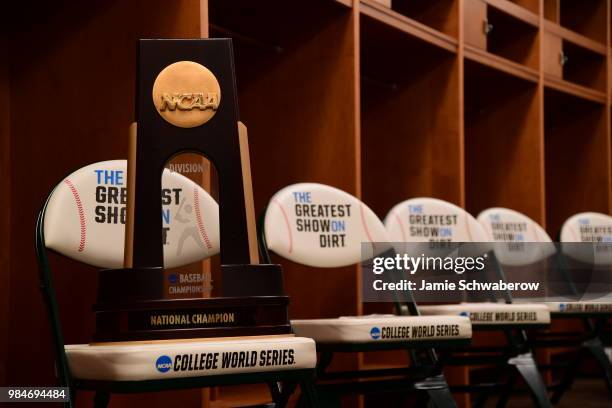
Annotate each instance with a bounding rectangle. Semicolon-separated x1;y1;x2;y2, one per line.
415;374;457;408
269;381;298;408
299;378;319;408
509;353;551;408
583;337;612;398
495;369;519;408
550;347;583;404
64;389;74;408
426;387;457;408
93;391;110;408
415;388;430;407
472;391;492;408
268;381;283;407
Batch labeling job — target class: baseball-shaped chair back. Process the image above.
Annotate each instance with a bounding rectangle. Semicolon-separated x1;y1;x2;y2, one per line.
384;197;490;258
43;160;220;268
561;212;612;266
477;208;556;266
262;183;390;267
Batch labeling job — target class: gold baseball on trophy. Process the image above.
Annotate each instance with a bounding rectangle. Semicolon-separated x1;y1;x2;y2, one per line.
152;60;221;128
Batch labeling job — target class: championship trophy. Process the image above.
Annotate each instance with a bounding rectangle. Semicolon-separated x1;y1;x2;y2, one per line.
93;39;289;342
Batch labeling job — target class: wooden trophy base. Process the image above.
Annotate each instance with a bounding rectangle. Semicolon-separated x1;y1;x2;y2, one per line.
93;296;291;342
93;264;290;342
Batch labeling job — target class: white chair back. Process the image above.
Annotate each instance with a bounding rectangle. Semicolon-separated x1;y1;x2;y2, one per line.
263;183;390;267
477;208;556;266
560;212;612;265
44;160;220;268
385;197;490;257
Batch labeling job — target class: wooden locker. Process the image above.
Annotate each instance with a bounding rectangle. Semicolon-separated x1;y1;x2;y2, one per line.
543;31;563;78
464;0;487;50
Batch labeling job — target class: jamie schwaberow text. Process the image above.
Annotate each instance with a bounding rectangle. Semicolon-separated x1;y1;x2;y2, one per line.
372;279;540;292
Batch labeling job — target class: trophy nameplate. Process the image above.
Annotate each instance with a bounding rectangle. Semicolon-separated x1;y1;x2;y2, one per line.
93;39;289;342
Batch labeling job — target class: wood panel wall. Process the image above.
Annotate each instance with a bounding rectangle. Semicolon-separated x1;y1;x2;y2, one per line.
4;1;207;407
1;26;11;390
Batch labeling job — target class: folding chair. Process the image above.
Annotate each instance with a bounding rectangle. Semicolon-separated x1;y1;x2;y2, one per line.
36;160;318;408
477;208;612;403
551;211;612;401
385;198;552;408
260;183;472;407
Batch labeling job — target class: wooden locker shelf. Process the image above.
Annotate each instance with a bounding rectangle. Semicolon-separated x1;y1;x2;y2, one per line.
390;0;459;37
464;60;543;221
545;1;607;44
360;12;461;219
507;0;540;14
544;75;608;104
544;88;610;237
544;0;559;23
208;0;360;318
485;0;540;25
209;2;361;403
559;0;607;44
486;5;539;68
561;40;607;92
543;21;608;98
464;44;540;82
361;0;458;52
545;21;608;55
464;0;539;70
360;11;461;370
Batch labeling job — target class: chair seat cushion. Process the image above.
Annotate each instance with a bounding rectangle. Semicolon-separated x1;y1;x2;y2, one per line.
291;315;471;343
419;303;551;325
544;302;612;314
66;336;316;381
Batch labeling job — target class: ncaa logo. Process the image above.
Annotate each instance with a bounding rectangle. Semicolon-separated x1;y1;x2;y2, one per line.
559;304;566;312
156;355;173;373
168;274;178;284
460;311;470;318
370;327;381;340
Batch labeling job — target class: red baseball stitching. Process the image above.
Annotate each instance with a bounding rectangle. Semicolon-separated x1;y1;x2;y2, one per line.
359;204;374;243
393;211;406;241
531;221;544;242
569;222;580;242
64;179;86;252
272;199;293;254
194;186;213;249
